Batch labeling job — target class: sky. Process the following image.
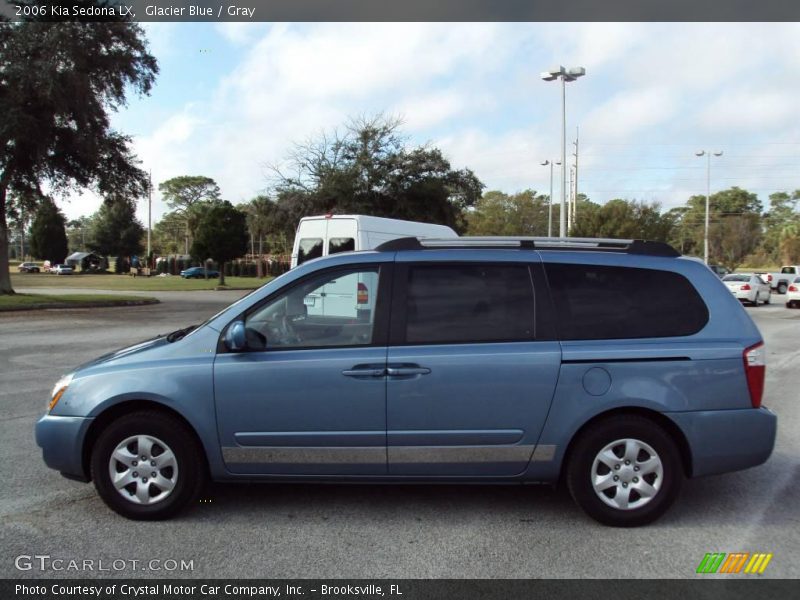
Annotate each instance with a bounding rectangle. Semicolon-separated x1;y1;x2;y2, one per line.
60;22;800;224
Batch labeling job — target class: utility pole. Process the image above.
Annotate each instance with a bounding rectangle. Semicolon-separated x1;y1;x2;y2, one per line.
572;127;579;229
567;166;574;231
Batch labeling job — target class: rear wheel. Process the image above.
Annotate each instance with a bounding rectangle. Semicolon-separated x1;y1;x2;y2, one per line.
778;283;788;295
90;411;206;520
566;415;683;527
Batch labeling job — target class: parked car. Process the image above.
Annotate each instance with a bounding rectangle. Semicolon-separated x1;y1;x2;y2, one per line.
180;267;219;279
763;265;800;294
36;237;775;526
785;276;800;308
17;262;40;273
51;264;73;275
722;273;771;306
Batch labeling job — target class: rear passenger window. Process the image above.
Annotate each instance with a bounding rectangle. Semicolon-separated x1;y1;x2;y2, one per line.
297;238;323;265
328;237;355;255
544;264;708;340
404;265;535;344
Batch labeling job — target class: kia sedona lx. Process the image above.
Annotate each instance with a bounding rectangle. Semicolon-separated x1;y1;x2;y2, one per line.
35;237;776;526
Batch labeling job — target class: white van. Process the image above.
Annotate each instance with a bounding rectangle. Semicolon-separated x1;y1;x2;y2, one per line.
290;214;458;268
291;214;458;320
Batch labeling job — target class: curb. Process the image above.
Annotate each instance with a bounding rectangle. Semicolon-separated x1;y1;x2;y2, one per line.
0;298;160;313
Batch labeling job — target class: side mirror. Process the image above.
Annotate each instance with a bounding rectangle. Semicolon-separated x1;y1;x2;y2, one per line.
224;321;247;352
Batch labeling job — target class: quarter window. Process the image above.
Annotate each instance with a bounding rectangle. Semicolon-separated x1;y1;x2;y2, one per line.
403;264;535;344
544;263;708;340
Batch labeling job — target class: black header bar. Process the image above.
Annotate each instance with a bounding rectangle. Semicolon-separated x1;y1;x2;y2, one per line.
3;0;800;23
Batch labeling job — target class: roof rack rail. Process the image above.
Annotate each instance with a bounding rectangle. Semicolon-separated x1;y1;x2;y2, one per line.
374;236;680;257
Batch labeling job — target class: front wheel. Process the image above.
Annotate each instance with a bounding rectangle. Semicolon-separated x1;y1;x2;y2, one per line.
90;411;206;520
566;415;683;527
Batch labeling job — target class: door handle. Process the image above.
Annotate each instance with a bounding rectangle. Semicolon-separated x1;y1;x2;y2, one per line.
342;366;386;378
386;366;431;377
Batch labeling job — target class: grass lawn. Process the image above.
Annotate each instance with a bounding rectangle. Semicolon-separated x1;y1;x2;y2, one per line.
10;272;269;292
0;293;158;311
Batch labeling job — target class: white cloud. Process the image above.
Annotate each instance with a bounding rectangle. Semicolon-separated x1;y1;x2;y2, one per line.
57;22;800;224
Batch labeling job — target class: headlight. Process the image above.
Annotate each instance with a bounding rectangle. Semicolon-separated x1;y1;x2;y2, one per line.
49;373;73;411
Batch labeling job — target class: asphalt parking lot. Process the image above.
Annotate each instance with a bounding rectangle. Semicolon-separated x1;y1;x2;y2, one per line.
1;289;798;579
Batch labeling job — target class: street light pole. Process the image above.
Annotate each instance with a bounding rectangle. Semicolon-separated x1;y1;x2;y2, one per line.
695;150;723;264
541;65;585;238
540;159;560;237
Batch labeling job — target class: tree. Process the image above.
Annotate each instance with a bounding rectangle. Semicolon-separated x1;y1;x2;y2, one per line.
243;195;277;255
0;14;158;294
570;198;674;241
66;215;93;253
29;197;68;264
152;210;187;255
269;115;483;234
158;176;222;253
88;196;144;266
159;176;221;211
709;214;762;272
6;191;37;260
762;191;800;263
669;187;763;264
466;190;555;236
190;201;248;286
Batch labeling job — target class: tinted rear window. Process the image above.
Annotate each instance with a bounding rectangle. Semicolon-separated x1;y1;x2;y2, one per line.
723;275;749;282
781;267;796;274
404;264;535;344
544;263;708;340
328;237;355;255
297;238;323;265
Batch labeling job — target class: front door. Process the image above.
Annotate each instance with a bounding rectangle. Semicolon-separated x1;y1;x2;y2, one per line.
214;264;391;475
386;260;561;476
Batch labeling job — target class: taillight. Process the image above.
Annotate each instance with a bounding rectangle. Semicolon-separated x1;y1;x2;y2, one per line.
741;284;751;290
357;283;368;304
767;274;773;282
743;342;766;408
789;285;798;292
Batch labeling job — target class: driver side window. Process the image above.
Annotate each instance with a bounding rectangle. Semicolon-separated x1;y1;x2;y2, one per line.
244;267;380;350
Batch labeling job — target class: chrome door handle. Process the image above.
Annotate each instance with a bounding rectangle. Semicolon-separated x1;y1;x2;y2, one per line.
342;368;386;378
386;367;431;376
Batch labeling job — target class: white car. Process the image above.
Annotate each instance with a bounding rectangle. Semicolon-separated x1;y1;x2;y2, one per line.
722;273;770;306
51;264;73;275
786;276;800;308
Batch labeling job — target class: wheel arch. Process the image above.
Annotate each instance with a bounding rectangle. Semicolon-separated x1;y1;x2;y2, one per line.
82;399;208;482
560;407;694;481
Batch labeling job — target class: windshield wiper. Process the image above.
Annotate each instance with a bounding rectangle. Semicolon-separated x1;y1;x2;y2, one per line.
166;324;197;343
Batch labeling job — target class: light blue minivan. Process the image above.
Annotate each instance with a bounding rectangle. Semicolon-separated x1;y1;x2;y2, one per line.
35;237;776;526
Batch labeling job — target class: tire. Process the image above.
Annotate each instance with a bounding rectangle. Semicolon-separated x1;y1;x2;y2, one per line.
566;415;683;527
778;283;787;295
90;410;206;520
